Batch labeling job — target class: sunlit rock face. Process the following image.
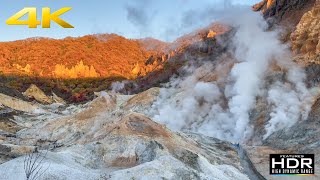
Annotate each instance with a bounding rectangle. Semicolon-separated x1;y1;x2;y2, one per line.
23;84;66;105
253;0;316;44
254;0;320;66
54;60;100;78
253;0;315;22
131;63;141;77
207;30;217;38
23;84;54;104
291;0;320;64
253;0;276;13
13;64;31;75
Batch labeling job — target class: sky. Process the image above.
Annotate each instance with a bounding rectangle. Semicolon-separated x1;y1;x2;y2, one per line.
0;0;260;42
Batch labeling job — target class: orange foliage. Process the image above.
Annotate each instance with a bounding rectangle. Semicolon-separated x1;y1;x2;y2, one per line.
0;34;163;79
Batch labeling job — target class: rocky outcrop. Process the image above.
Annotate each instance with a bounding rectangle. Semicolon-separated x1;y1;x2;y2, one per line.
0;84;28;100
23;84;54;104
131;63;141;77
207;30;217;38
23;84;66;105
291;0;320;64
254;0;320;64
13;64;31;75
54;60;100;78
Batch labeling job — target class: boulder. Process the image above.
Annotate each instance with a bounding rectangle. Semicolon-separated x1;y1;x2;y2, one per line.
23;84;67;105
23;84;53;104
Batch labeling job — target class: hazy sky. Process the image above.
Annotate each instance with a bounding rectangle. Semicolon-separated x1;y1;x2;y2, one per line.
0;0;260;42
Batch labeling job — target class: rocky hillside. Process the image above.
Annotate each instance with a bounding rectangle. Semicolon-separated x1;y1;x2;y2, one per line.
291;0;320;64
0;26;228;103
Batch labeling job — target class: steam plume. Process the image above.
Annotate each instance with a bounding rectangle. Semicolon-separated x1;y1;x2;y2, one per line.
149;5;317;142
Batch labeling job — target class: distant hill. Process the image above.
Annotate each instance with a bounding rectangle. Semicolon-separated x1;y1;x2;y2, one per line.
0;34;168;79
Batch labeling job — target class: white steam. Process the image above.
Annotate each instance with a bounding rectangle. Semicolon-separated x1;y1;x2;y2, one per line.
264;67;316;139
149;5;317;142
111;80;130;93
223;8;292;141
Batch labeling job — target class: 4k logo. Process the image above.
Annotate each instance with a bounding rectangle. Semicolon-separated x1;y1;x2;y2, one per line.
270;154;314;175
6;7;74;28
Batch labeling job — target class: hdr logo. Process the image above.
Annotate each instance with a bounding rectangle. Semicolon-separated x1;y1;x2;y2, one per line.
270;154;314;175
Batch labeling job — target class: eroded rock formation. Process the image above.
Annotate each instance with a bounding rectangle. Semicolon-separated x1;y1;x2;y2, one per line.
23;84;66;104
291;0;320;64
54;61;100;78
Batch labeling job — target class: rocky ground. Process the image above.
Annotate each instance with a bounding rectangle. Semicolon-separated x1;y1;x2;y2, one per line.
0;89;250;179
